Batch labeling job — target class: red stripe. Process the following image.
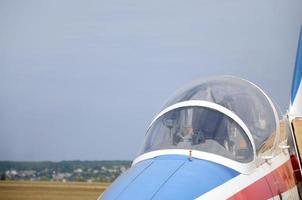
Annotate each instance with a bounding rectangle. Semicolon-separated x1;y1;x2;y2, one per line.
228;159;297;199
291;154;302;182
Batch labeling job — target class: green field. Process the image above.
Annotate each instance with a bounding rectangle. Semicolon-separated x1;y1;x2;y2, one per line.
0;181;109;200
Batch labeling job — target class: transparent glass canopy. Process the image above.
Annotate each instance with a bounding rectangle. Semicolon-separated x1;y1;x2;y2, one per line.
139;76;279;163
140;106;254;162
162;76;279;149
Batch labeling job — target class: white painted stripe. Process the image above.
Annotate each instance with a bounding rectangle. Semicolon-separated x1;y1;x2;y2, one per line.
132;149;255;174
290;81;302;118
195;152;291;200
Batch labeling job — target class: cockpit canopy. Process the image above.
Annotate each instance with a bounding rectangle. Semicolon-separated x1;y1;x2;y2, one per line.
139;76;280;163
140;106;254;162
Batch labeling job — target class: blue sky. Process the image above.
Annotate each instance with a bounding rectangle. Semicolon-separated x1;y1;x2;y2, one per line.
0;0;301;161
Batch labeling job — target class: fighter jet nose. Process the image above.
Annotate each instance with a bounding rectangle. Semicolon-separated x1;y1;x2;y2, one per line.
100;155;239;200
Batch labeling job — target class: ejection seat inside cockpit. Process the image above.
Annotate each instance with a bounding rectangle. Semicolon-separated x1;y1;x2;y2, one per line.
146;105;251;162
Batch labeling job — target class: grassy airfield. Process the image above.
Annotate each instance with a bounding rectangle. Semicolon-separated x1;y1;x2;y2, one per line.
0;181;109;200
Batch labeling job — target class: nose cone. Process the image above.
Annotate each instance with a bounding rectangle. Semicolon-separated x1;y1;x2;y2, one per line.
100;155;239;200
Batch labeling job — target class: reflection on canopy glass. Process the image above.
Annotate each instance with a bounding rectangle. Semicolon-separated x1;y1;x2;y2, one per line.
140;107;254;163
162;76;278;150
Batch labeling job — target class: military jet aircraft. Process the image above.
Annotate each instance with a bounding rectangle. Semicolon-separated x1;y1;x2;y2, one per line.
99;28;302;200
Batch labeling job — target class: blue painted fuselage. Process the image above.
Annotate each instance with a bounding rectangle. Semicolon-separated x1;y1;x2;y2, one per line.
101;155;239;200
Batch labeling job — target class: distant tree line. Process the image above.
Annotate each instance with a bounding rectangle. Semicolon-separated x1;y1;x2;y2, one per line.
0;160;131;172
0;160;132;182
